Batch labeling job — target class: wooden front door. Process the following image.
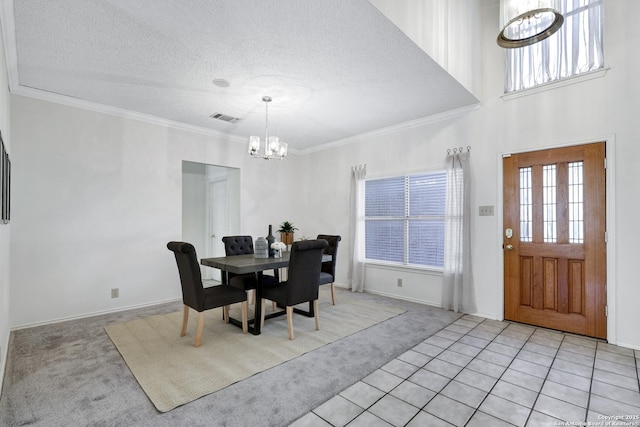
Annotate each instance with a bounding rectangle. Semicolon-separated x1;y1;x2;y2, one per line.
503;142;606;339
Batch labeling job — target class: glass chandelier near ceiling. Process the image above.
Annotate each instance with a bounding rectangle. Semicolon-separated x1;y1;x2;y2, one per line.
248;96;288;160
497;0;564;48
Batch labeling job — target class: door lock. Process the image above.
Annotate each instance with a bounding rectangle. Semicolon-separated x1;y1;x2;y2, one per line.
505;244;514;250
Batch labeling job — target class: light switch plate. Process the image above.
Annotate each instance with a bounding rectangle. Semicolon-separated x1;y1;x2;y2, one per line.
479;205;495;216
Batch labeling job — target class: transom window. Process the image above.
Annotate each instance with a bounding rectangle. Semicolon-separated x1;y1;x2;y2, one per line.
365;171;445;268
505;0;604;93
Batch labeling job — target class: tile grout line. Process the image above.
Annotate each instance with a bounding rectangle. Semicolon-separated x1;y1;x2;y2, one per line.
365;315;482;426
310;317;620;427
378;315;471;426
409;318;526;426
583;341;601;423
317;314;468;426
400;316;472;426
463;322;547;427
520;331;565;427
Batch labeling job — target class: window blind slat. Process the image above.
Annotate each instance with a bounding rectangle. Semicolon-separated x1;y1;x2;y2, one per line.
365;171;445;268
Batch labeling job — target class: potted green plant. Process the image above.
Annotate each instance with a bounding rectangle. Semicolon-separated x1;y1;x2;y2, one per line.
277;221;298;245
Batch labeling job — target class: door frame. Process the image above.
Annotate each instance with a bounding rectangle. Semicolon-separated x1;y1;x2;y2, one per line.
204;177;229;281
496;136;617;343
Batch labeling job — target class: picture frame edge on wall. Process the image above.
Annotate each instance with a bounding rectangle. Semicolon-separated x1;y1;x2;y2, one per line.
1;130;10;224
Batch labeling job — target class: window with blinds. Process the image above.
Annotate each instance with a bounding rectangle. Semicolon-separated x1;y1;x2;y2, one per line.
365;171;446;268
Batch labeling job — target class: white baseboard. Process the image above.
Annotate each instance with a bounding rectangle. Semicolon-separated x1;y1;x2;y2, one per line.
0;331;9;399
611;340;640;351
335;282;442;308
467;311;501;321
362;289;442;308
336;283;501;322
10;297;182;331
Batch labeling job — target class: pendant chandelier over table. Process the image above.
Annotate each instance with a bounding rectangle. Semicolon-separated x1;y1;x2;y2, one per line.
247;96;288;160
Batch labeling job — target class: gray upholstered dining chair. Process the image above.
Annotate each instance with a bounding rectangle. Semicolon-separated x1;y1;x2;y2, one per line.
167;241;248;347
221;235;278;305
317;234;342;305
260;239;328;340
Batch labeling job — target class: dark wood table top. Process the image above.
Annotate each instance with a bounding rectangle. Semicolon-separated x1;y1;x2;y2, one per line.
201;252;330;274
200;252;292;274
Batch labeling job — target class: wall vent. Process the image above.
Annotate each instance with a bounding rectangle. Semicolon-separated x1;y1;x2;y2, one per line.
209;113;240;123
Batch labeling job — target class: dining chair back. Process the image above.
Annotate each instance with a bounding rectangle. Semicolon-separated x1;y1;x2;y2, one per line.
221;236;278;300
260;239;328;339
221;235;254;256
167;241;248;347
285;240;329;306
317;234;342;305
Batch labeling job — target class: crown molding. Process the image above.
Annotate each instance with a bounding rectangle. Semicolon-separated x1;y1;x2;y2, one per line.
12;85;250;144
297;103;481;155
11;82;479;155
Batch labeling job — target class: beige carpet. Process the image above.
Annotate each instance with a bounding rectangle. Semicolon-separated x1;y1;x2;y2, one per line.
105;288;405;412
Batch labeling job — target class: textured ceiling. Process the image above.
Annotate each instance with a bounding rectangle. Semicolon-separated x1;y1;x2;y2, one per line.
8;0;478;152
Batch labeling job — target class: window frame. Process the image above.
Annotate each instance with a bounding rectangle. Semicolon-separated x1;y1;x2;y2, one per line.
504;0;605;94
364;169;446;271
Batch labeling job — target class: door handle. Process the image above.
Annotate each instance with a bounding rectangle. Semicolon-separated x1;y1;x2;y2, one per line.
505;244;514;251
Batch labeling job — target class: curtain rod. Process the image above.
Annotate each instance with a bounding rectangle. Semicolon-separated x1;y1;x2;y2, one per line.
447;146;471;155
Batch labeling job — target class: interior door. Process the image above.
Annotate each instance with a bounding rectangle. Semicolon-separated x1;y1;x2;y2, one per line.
503;142;606;339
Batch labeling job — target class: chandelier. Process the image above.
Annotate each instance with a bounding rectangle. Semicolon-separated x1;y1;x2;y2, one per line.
247;96;288;160
497;0;564;48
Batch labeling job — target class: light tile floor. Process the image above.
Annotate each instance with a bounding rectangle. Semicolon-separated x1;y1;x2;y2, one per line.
291;315;640;427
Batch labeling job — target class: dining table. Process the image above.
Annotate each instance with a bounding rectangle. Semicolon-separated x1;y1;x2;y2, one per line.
201;252;330;335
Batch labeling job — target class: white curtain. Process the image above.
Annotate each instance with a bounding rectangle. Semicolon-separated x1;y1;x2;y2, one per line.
348;164;366;293
442;151;476;313
505;0;604;93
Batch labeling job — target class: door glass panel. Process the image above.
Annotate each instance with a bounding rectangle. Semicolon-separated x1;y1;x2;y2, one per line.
543;165;557;243
519;167;532;242
569;161;584;243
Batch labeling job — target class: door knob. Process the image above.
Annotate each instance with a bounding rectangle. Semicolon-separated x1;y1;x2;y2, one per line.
505;244;514;250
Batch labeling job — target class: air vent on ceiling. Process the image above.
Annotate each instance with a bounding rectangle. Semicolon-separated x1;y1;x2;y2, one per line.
209;112;240;123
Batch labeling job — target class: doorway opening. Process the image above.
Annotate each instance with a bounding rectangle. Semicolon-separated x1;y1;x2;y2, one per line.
182;161;240;280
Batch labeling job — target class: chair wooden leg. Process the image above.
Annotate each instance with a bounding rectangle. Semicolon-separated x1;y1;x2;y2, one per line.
260;299;266;330
223;305;229;323
286;306;294;340
272;301;276;311
181;305;189;337
330;282;336;305
314;299;320;330
194;312;205;347
241;301;248;334
249;289;255;305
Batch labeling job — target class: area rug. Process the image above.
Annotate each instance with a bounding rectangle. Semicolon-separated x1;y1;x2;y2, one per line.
105;288;405;412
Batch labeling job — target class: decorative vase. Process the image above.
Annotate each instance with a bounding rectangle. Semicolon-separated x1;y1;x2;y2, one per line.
274;249;282;258
254;237;268;258
266;225;276;257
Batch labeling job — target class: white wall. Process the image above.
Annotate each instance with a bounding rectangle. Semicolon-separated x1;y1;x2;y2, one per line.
0;19;11;393
9;97;297;327
6;0;640;351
